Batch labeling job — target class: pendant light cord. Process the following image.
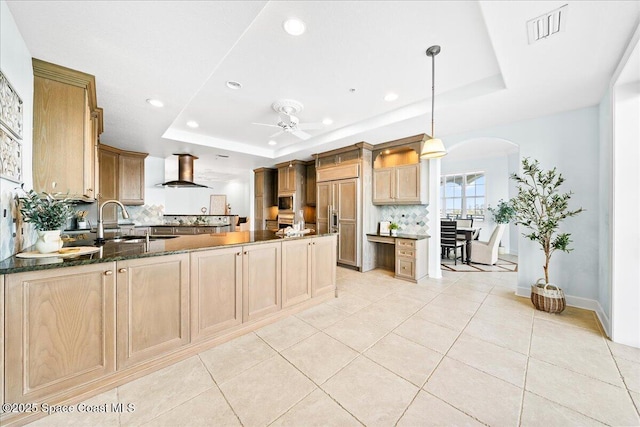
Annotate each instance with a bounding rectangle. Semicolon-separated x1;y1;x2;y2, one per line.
431;51;436;138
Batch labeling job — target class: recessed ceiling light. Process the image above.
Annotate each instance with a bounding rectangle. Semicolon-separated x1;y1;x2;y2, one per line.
322;118;333;125
268;140;277;146
384;93;399;102
226;80;242;90
146;98;164;107
283;18;306;36
186;120;199;128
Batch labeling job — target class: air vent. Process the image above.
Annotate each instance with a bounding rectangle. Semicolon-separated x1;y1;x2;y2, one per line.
527;4;567;44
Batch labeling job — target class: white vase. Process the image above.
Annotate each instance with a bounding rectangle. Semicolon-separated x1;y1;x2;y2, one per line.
391;229;398;236
35;230;63;254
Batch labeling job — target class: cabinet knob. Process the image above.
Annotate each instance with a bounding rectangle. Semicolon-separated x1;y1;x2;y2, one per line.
244;251;248;255
104;270;113;276
118;268;127;273
236;252;241;256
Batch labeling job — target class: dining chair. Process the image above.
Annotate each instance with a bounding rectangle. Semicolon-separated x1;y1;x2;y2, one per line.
441;220;465;265
470;224;505;265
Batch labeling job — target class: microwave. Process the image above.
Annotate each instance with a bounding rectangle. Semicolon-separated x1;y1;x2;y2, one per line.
278;194;294;211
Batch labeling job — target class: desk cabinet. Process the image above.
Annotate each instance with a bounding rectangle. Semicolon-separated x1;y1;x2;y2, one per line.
395;238;427;282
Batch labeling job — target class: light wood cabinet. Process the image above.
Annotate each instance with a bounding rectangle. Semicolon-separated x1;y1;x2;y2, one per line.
191;247;243;341
394;238;428;282
116;254;189;369
254;168;276;230
4;263;116;403
282;239;312;307
98;144;147;223
311;235;337;297
317;179;359;266
33;59;102;201
243;241;281;322
372;135;429;205
278;166;297;193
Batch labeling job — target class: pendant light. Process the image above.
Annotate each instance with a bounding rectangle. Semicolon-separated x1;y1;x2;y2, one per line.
420;45;447;159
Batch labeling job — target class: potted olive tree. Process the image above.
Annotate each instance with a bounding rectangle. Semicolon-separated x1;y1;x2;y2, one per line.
510;158;583;313
17;188;74;253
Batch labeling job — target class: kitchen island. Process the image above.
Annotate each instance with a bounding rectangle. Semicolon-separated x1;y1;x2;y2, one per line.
0;231;337;426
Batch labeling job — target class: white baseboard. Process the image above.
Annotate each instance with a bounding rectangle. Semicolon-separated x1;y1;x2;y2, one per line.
516;286;611;336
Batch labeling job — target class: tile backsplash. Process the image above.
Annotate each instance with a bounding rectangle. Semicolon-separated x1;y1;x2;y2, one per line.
123;204;165;225
377;204;430;235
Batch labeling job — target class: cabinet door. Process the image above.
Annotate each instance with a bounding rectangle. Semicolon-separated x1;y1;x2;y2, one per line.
278;167;287;193
5;263;116;403
191;248;242;340
337;179;359;266
311;235;337;297
282;239;311;307
316;182;331;234
306;164;316;205
287;167;297;192
373;168;394;204
119;154;145;205
242;241;281;322
116;254;189;369
33;77;88;198
255;170;264;197
98;147;119;222
254;196;264;230
395;164;420;202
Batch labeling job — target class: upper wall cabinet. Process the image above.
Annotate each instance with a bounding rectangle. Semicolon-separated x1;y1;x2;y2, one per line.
98;144;147;222
32;59;103;201
372;134;429;205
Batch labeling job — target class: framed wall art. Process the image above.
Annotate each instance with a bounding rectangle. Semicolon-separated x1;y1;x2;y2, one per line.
0;69;24;139
0;125;22;183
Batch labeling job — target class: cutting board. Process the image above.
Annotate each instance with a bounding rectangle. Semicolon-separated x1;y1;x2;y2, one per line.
17;246;100;259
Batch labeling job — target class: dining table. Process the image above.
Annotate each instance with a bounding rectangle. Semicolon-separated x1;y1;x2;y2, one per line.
457;226;481;264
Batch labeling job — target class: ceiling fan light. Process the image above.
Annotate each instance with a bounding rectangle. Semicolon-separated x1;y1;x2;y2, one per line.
420;138;447;159
268;140;277;146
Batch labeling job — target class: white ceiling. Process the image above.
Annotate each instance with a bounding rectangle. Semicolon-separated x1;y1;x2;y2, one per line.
7;1;640;182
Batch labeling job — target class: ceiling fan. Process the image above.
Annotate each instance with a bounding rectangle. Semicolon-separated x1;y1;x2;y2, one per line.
252;99;322;140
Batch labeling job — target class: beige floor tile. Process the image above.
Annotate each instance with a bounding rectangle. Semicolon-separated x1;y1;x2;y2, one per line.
397;391;484;427
464;315;531;354
442;285;489;303
631;390;640;413
483;294;535;317
364;333;443;387
520;391;606;427
391;283;439;303
349;302;412;330
530;318;623;386
281;332;359;384
27;389;119;427
423;357;522;426
414;303;474;331
394;315;459;354
255;315;319;351
526;358;640;426
142;387;239;427
219;354;316;426
447;333;528;387
324;314;390;352
322;356;418;426
340;281;396;302
295;303;349;330
424;357;522;427
382;293;429;314
271;388;361;426
534;305;601;332
617;357;640;393
118;356;215;426
198;332;277;384
608;339;640;363
325;291;372;314
473;302;533;329
428;293;481;315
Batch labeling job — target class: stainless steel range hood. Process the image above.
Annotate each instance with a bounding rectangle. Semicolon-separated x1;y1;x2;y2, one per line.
161;154;209;188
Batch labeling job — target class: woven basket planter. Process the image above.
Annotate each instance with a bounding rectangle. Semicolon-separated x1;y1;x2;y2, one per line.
531;279;566;313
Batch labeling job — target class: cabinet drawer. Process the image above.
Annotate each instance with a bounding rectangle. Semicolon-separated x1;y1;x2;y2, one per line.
396;258;415;279
396;239;415;249
174;227;197;235
151;227;174;235
396;248;415;258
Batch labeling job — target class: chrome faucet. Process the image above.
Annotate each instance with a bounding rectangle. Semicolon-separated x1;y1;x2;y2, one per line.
96;200;130;242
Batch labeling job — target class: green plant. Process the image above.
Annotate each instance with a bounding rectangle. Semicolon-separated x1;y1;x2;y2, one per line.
389;222;399;230
17;188;74;231
510;158;584;284
488;199;516;224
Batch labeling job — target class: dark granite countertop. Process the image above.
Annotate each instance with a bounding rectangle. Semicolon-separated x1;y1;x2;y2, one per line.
0;230;328;275
366;232;430;240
